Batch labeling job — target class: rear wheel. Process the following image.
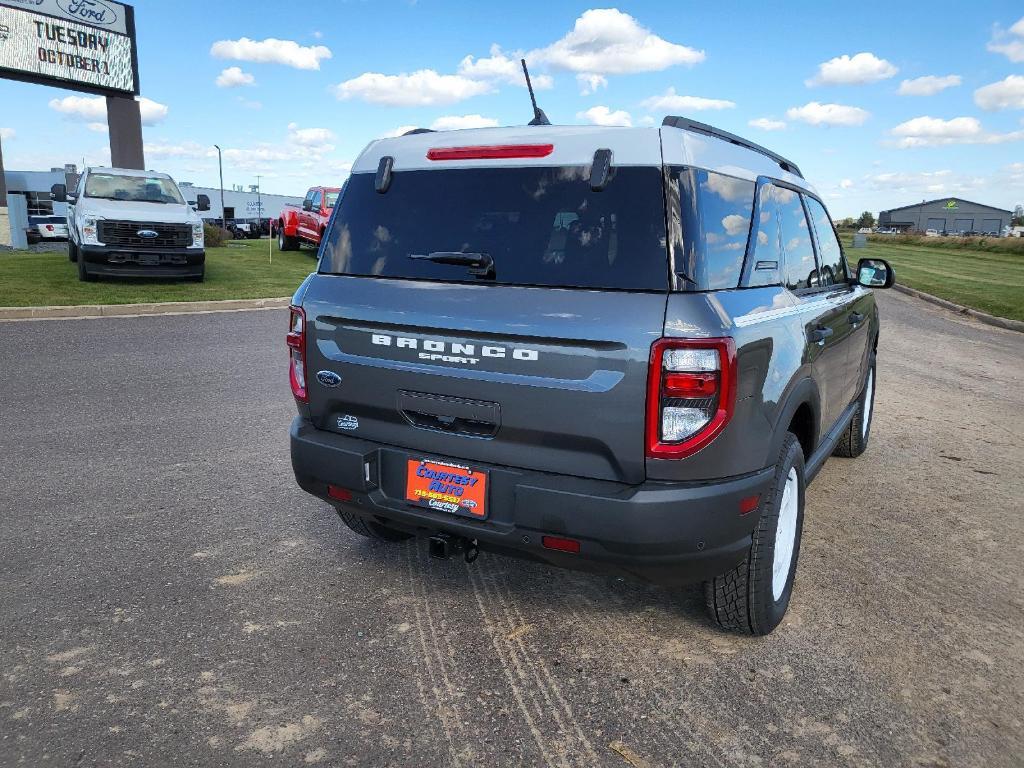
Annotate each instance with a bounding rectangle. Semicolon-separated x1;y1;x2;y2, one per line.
337;507;412;543
278;225;298;251
704;433;805;635
833;356;875;458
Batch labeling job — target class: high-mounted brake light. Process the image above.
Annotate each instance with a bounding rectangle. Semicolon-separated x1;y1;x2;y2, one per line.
646;338;736;460
426;144;554;161
287;306;307;403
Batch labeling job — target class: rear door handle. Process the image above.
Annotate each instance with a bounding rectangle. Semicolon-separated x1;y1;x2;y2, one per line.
809;326;834;346
849;312;865;326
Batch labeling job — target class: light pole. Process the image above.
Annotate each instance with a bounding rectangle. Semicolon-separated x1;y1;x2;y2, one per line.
214;145;225;230
255;174;262;236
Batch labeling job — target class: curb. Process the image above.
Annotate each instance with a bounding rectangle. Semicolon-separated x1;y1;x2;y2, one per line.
0;297;291;322
893;284;1024;333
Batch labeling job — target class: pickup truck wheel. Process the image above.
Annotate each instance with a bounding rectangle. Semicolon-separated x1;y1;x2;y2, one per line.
337;506;412;543
833;356;875;458
77;250;95;282
68;241;78;263
704;433;805;636
278;227;298;252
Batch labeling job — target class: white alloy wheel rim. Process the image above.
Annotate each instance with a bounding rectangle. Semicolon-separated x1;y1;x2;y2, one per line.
772;467;799;601
862;369;874;439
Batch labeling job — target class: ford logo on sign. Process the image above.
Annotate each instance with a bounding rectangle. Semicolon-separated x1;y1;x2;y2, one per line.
316;370;342;388
136;229;159;239
55;0;119;27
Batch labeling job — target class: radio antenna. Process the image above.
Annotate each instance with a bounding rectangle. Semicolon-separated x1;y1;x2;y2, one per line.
520;59;550;126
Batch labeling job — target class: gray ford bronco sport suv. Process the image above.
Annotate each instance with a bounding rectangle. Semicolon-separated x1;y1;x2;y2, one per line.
288;116;894;635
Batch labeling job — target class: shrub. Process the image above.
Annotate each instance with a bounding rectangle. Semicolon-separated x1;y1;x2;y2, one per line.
203;224;232;248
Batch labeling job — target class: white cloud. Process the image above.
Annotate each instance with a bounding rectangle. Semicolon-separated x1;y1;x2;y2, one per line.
457;45;552;89
216;66;255;88
381;125;419;139
840;179;854;189
577;73;607;95
429;114;500;131
721;214;748;236
210;37;332;70
786;102;869;126
531;8;703;75
87;123;107;133
334;70;493;106
286;123;335;150
987;17;1024;62
576;105;632;127
749;117;786;131
898;75;961;96
641;87;735;112
0;127;14;140
974;75;1024;111
889;115;1024;147
48;95;169;125
806;52;897;86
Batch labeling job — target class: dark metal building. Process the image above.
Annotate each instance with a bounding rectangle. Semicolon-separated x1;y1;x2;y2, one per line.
878;197;1012;235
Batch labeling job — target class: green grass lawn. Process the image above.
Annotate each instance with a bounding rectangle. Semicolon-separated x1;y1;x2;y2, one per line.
841;235;1024;322
0;239;318;307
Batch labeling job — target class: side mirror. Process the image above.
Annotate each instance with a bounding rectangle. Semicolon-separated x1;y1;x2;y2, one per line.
51;183;67;203
856;258;895;289
302;199;313;212
196;194;211;212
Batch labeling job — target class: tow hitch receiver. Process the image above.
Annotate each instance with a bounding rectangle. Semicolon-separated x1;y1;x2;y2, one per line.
428;534;479;563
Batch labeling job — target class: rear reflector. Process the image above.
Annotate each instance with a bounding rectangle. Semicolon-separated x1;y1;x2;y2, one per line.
541;535;580;554
739;494;760;515
427;144;554;161
327;485;353;502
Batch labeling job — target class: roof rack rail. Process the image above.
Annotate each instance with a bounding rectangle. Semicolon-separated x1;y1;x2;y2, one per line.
402;128;435;136
661;116;803;179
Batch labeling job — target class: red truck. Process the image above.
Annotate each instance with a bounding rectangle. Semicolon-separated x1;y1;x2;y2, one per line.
276;186;341;251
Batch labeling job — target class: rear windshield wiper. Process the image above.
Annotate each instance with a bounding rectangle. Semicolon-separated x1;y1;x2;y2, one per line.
409;251;495;279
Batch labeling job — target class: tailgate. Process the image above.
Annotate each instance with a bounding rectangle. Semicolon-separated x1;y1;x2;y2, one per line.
302;277;666;484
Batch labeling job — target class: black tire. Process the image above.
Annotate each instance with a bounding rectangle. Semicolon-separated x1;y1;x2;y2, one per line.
337;506;412;543
77;249;95;282
833;355;876;458
704;434;805;636
278;226;298;252
68;240;78;263
188;268;206;283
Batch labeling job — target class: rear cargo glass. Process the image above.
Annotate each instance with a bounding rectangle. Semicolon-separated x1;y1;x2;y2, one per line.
319;167;669;291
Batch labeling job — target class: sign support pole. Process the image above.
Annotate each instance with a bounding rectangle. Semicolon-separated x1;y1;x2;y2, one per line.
0;132;9;248
106;96;145;170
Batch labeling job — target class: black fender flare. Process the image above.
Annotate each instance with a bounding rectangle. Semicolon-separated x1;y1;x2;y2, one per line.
767;376;821;462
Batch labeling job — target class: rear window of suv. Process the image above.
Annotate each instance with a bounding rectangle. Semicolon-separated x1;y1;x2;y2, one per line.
318;167;669;291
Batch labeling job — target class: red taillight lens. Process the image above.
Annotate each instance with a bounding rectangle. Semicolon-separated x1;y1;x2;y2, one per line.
45;225;55;232
646;338;736;459
287;306;307;403
426;144;554;161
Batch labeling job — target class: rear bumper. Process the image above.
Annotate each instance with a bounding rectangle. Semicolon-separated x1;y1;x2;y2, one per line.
290;417;774;586
80;244;205;277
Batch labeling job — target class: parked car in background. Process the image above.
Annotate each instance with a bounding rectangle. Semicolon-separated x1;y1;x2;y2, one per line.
26;215;68;244
52;167;210;282
276;186;341;251
227;219;263;240
925;228;940;237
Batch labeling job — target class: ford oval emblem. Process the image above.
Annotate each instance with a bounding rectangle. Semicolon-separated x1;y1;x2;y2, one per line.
316;370;342;388
55;0;120;27
137;229;159;239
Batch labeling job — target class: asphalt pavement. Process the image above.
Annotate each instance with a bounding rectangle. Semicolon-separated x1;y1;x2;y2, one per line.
1;291;1021;767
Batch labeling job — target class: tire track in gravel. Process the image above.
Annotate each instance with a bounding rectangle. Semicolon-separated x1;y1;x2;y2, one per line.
488;569;602;765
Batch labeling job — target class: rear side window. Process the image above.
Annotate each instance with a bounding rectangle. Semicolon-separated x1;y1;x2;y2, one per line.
746;183;785;287
750;183;818;291
672;168;755;290
804;196;848;287
319;167;669;291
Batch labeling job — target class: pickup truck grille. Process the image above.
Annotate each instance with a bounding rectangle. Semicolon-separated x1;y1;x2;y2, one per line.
98;221;192;248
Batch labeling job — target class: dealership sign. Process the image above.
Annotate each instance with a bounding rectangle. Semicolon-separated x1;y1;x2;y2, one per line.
0;0;138;95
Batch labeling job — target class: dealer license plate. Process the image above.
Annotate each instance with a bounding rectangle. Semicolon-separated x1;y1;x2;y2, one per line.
405;458;488;519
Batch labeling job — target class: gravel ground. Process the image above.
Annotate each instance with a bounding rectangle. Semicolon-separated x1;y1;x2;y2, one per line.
0;290;1021;767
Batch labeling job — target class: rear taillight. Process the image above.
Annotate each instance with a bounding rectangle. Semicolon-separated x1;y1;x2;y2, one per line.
45;225;55;232
646;338;736;459
287;306;307;403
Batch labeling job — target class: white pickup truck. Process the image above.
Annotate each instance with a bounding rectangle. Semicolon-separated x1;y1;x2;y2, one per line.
52;167;210;282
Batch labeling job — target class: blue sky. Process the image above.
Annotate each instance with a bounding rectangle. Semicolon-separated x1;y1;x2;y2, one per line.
2;0;1023;217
